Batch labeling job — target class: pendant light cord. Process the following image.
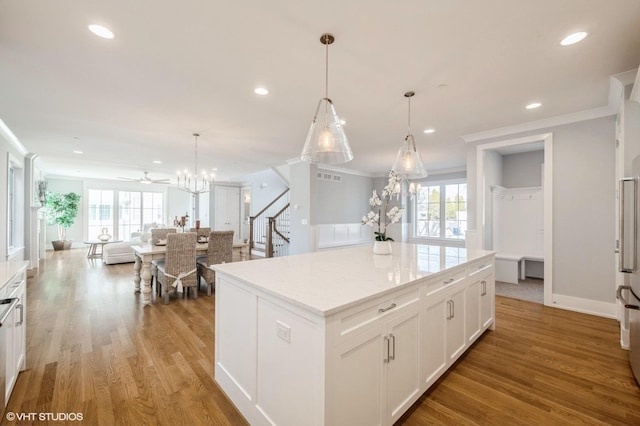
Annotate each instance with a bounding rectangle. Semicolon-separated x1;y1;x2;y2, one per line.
407;96;411;134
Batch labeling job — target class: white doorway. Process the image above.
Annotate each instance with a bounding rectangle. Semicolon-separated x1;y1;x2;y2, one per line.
476;133;553;306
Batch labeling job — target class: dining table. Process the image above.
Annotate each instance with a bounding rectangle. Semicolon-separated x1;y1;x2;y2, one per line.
133;242;248;306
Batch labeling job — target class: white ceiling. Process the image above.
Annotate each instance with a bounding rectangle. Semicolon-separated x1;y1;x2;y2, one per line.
1;0;639;183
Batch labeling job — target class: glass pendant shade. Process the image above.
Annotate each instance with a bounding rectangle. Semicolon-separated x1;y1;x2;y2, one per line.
392;133;427;179
301;97;353;164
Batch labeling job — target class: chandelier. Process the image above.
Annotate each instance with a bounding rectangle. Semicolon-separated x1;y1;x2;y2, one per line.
177;133;213;195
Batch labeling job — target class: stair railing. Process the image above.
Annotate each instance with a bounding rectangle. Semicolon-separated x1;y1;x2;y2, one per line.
249;188;290;256
266;203;290;257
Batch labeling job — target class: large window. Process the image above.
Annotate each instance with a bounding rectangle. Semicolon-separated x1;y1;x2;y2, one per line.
87;189;164;241
87;190;114;240
415;181;467;241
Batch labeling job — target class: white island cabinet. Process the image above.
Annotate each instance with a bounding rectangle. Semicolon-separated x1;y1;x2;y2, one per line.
213;244;495;426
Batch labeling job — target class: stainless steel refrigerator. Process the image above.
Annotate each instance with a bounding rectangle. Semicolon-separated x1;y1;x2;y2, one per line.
617;154;640;384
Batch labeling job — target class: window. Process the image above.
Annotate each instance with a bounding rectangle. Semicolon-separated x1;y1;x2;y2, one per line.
6;154;23;254
415;181;467;241
87;190;114;240
87;189;164;241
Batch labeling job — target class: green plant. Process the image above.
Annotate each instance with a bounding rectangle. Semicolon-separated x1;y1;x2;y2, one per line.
46;192;81;241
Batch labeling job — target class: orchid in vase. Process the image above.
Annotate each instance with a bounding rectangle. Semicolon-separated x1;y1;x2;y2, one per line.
362;171;404;241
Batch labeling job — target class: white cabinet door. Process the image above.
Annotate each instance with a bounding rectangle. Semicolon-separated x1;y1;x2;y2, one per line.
331;302;422;426
386;308;421;425
423;293;447;388
214;186;240;240
332;327;385;426
480;271;495;329
446;285;466;363
14;286;26;373
4;306;15;404
466;278;482;343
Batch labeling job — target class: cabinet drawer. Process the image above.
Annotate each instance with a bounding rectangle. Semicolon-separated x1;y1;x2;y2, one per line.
424;267;466;297
467;258;493;277
333;287;421;344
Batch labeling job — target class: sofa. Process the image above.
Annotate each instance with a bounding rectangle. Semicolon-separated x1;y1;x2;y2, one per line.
102;223;163;265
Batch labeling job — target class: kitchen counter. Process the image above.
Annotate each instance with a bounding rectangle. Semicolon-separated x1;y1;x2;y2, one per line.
213;243;496;425
214;243;493;316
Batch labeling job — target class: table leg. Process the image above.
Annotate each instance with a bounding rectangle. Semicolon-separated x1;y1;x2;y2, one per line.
141;261;153;306
87;244;93;258
134;256;142;293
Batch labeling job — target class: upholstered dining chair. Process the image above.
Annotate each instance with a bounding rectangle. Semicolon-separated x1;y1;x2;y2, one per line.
197;230;234;296
150;228;177;293
153;232;198;304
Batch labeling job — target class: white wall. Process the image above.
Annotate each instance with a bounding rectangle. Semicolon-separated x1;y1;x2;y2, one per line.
0;131;27;260
467;116;616;308
483;151;503;250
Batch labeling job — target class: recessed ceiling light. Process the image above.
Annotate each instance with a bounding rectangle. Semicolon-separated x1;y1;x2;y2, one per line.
560;31;587;46
340;119;347;125
254;87;269;95
423;129;435;134
73;150;83;154
526;102;542;109
152;160;162;164
88;24;115;39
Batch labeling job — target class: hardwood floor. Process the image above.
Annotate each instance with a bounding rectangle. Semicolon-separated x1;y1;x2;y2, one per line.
6;248;640;425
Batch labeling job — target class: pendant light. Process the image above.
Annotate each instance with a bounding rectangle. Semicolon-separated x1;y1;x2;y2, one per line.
300;33;353;164
177;133;213;195
391;91;427;179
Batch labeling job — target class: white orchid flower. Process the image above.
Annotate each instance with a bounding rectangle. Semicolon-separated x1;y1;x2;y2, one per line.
369;190;382;207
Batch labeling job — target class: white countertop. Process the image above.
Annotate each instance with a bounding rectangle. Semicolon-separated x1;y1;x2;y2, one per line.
214;243;494;317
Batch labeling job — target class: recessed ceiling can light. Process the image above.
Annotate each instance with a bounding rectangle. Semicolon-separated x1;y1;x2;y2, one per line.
152;160;162;164
423;129;435;134
526;102;542;109
88;24;115;39
560;31;587;46
73;150;83;154
254;87;269;95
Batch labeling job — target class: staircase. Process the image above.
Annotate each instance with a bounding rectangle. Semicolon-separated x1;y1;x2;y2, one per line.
249;189;290;258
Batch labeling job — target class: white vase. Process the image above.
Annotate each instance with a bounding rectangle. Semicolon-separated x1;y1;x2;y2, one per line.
373;241;392;255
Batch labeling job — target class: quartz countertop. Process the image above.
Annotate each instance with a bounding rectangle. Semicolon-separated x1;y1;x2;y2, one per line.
213;243;494;317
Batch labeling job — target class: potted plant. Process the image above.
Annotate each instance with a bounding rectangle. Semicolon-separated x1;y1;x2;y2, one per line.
46;192;81;250
362;171;404;254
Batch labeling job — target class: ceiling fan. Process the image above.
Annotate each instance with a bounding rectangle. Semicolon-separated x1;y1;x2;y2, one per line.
117;171;171;184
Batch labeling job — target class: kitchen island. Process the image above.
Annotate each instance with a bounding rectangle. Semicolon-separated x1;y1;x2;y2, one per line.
213;243;495;426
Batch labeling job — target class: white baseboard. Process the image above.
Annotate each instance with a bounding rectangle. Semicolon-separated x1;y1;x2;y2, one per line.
550;293;617;319
316;223;373;250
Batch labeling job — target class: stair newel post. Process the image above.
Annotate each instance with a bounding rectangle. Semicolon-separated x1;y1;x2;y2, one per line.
249;216;255;250
267;217;275;258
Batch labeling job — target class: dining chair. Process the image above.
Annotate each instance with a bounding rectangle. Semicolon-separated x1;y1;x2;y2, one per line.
190;227;211;240
153;232;198;304
150;228;177;294
197;230;234;296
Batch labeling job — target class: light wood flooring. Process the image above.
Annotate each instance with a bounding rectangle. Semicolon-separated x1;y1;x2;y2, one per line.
5;248;640;425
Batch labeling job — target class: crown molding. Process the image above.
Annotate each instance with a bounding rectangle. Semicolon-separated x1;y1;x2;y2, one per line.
0;119;28;156
462;105;615;143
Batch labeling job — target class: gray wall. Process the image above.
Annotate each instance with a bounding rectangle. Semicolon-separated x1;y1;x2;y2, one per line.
502;150;544;188
316;169;373;224
467;115;616;304
289;162;314;255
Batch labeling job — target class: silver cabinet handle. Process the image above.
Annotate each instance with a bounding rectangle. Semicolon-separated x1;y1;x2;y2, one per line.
378;303;397;314
444;278;455;285
16;303;23;326
446;300;452;320
389;334;395;361
384;336;390;363
617;286;640;310
481;280;487;296
478;264;486;269
451;300;455;319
